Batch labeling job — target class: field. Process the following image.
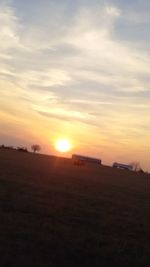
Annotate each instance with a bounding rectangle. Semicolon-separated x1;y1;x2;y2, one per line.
0;149;150;267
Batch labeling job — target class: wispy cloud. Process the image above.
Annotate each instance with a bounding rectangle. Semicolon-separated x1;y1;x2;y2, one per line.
0;1;20;50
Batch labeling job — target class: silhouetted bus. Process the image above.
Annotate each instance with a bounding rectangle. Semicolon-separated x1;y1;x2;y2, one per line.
112;162;133;171
72;154;101;166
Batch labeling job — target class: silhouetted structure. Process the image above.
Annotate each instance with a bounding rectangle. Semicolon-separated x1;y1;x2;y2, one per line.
72;154;101;166
113;162;133;171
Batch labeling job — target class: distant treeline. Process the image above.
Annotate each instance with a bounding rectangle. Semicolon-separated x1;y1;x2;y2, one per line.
0;144;41;153
0;144;28;152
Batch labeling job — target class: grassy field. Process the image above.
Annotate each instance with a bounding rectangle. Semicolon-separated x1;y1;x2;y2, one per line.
0;149;150;267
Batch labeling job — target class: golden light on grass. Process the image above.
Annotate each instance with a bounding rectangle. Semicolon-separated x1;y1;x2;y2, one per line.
55;139;72;153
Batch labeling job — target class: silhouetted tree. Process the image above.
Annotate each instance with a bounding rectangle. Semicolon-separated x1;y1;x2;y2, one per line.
130;161;141;172
138;168;144;173
31;144;41;153
0;144;5;148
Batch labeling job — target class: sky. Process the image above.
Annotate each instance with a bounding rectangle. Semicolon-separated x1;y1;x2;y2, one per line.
0;0;150;170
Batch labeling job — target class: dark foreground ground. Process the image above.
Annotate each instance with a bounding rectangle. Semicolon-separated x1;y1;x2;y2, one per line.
0;149;150;267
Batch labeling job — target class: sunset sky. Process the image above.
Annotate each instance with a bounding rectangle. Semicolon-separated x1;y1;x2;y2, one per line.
0;0;150;170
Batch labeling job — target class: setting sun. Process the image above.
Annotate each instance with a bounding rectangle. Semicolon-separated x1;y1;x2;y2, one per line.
55;139;71;153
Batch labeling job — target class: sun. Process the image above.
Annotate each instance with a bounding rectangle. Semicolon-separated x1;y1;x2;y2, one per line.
55;139;71;153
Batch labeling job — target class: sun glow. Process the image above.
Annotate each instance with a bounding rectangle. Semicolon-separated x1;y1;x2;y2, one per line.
55;139;71;153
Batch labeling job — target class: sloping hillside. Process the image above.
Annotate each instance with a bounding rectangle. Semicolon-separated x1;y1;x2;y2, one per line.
0;149;150;267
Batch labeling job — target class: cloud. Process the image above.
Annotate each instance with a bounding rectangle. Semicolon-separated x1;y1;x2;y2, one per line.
0;1;20;50
1;0;150;97
65;8;150;92
34;103;97;127
105;5;121;17
15;68;72;89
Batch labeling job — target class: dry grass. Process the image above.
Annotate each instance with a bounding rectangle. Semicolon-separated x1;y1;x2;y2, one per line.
0;149;150;267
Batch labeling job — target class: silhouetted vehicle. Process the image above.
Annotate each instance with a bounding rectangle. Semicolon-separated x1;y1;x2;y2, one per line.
72;154;101;166
113;162;133;171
